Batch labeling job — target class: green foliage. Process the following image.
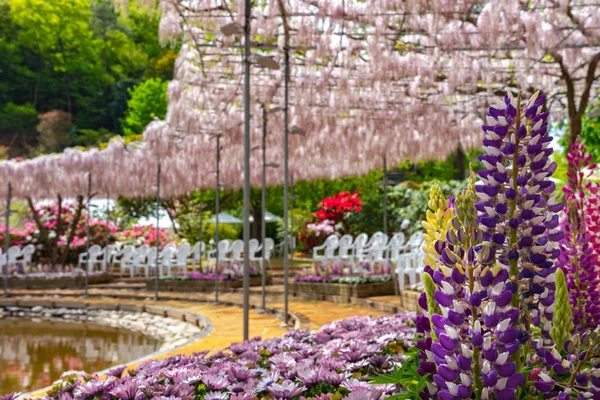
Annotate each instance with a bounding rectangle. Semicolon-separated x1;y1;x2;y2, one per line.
581;97;600;161
121;77;168;136
0;102;39;136
369;347;430;399
0;0;176;154
71;127;116;147
203;222;240;242
349;179;466;236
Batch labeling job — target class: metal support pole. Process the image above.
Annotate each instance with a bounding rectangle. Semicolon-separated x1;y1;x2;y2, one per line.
242;0;251;340
383;154;388;236
290;174;294;275
85;172;91;298
3;182;11;298
261;105;267;311
199;192;203;271
283;45;290;326
214;136;221;303
105;193;110;248
154;160;161;301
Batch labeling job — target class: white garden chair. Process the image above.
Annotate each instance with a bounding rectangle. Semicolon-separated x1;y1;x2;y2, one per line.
395;232;425;290
262;238;275;272
102;244;118;272
336;234;355;266
191;242;206;272
172;244;191;274
247;239;261;267
78;245;103;272
386;232;407;264
122;245;150;278
207;240;232;272
17;244;36;272
368;235;390;265
115;245;135;276
6;246;21;268
351;233;369;263
312;235;339;266
222;239;244;265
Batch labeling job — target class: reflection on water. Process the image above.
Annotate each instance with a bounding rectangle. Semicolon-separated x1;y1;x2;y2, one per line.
0;318;160;394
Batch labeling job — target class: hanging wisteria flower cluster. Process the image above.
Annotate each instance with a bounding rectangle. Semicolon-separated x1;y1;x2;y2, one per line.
557;138;600;330
418;91;600;400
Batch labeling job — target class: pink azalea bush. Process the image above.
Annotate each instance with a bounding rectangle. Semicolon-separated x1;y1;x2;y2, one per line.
0;202;119;265
117;225;174;247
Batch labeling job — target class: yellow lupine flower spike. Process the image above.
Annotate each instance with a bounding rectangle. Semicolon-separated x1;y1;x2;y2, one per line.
421;184;454;270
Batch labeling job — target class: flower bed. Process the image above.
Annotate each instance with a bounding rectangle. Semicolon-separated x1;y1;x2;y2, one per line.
290;278;396;299
12;313;417;400
294;275;393;285
147;274;269;292
6;271;111;289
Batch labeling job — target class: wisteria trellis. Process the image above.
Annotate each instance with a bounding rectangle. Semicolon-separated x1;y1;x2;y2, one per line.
0;0;599;200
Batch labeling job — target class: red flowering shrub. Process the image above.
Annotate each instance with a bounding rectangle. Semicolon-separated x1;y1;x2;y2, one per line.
299;192;363;253
314;191;362;223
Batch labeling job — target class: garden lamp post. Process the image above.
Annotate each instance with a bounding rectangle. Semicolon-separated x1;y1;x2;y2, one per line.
84;172;92;298
283;125;305;325
260;104;281;311
383;154;388;236
154;158;161;301
3;182;11;298
221;0;280;339
209;133;223;304
374;155;390;236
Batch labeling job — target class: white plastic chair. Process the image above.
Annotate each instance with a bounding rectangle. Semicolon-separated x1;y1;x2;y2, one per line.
191;242;206;271
17;244;35;272
222;239;244;265
395;232;425;290
336;234;354;266
6;246;21;267
368;235;389;265
352;233;369;263
172;244;191;274
102;244;118;272
149;247;175;277
78;245;103;272
207;240;232;272
263;238;275;272
387;232;407;264
247;239;261;267
115;245;135;276
312;235;339;266
123;245;150;278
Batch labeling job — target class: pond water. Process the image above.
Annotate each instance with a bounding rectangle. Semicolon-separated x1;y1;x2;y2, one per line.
0;318;161;394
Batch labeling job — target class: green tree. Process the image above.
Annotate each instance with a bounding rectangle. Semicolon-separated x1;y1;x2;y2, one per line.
581;97;600;161
10;0;108;115
120;77;168;136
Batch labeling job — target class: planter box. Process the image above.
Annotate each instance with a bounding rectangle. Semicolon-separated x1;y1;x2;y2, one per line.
291;281;396;299
147;276;270;292
7;274;111;289
400;290;423;312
